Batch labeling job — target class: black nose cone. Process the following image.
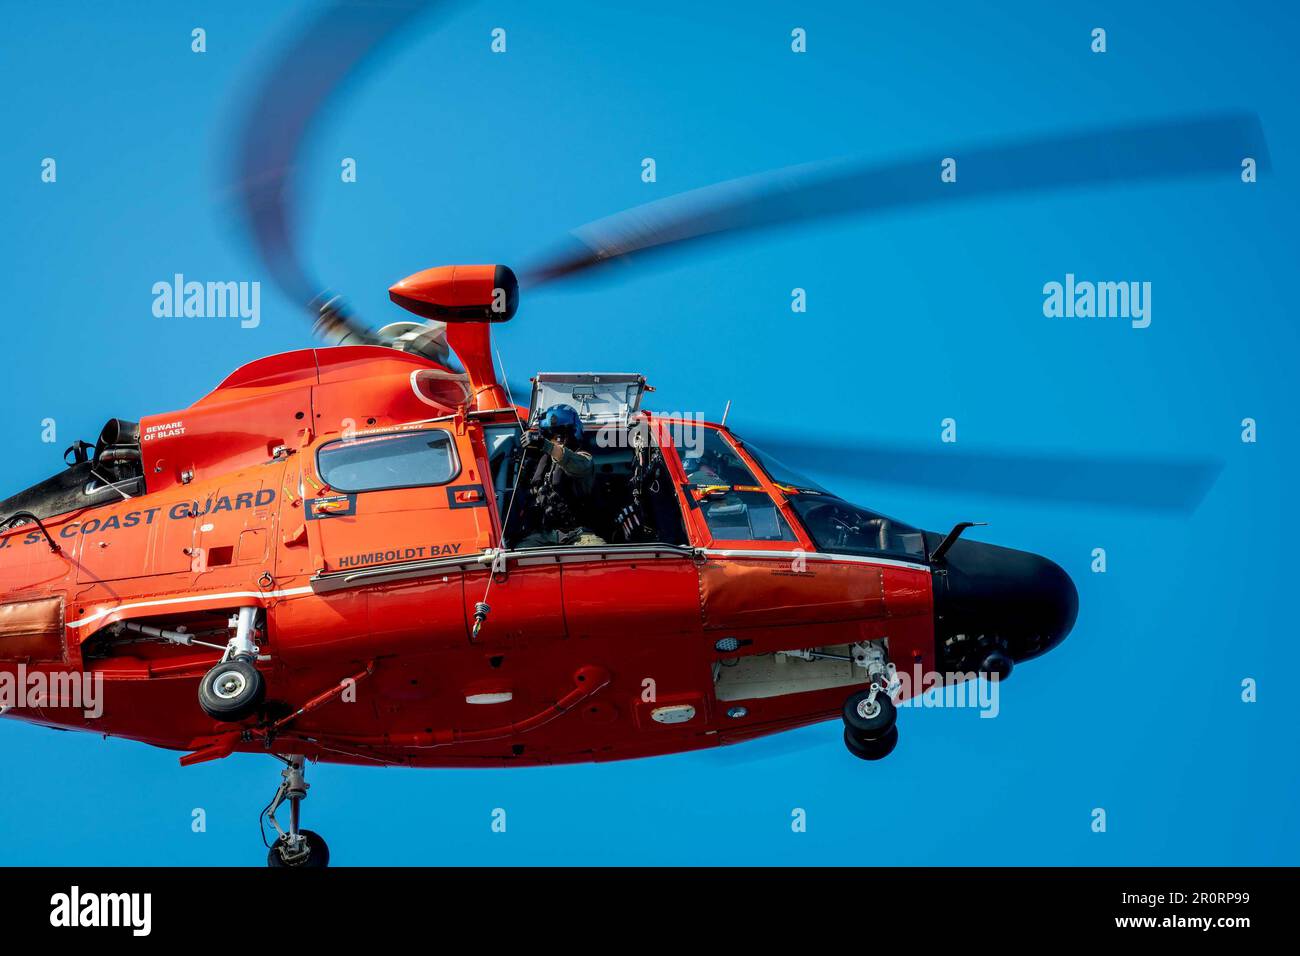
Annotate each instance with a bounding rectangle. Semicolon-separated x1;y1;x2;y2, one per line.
931;538;1078;665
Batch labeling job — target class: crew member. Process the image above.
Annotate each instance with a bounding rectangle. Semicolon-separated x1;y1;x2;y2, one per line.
518;404;605;547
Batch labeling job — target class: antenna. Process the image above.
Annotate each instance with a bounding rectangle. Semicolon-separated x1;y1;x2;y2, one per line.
495;348;520;419
721;399;732;428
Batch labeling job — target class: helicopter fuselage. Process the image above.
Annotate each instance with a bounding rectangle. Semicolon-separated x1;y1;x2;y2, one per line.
0;345;1075;768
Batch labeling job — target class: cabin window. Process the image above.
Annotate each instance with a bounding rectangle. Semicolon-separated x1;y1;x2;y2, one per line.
317;430;459;492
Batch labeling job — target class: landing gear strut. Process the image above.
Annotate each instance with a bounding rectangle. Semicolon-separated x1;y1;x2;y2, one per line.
198;607;266;722
265;755;330;868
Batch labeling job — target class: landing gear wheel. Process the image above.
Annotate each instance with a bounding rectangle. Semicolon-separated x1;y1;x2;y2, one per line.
842;687;896;738
268;829;329;868
198;657;265;721
844;725;899;761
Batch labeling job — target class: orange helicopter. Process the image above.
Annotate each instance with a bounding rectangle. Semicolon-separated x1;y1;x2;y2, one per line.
0;261;1079;868
0;2;1262;867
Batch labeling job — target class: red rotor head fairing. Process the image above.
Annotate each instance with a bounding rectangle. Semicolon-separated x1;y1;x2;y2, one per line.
388;264;519;322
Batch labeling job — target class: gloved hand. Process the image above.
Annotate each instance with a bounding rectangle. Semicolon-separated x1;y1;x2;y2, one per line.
520;429;544;451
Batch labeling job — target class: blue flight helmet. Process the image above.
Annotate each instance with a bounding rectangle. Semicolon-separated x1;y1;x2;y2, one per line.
536;404;584;442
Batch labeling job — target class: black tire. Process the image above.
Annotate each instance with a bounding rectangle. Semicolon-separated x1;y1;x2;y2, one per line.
842;688;896;737
198;658;265;721
844;725;899;761
267;829;330;868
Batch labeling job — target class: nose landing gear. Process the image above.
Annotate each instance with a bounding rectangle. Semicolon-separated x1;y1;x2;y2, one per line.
842;684;899;761
264;755;330;868
841;641;900;761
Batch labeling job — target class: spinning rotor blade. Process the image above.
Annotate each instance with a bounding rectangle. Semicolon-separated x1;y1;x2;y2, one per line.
507;380;1217;513
522;112;1269;286
228;8;1238;518
228;0;448;340
737;431;1220;514
505;377;1218;512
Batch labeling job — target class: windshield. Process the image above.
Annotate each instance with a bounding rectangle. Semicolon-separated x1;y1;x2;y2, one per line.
787;495;927;561
738;439;828;493
737;434;926;561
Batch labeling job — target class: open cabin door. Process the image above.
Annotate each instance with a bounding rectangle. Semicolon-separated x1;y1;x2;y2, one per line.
466;419;568;646
470;379;700;648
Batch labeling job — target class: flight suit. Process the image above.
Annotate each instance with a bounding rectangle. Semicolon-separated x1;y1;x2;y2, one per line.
517;438;606;548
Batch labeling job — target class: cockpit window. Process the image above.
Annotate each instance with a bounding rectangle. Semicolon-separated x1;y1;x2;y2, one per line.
318;430;458;492
739;440;828;494
787;496;927;561
676;429;796;543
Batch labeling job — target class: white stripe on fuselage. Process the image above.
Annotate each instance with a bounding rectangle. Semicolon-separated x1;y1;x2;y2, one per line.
701;548;929;573
64;551;925;629
65;587;314;629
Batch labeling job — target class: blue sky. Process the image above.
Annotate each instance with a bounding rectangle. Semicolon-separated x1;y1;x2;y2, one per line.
1;0;1296;864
